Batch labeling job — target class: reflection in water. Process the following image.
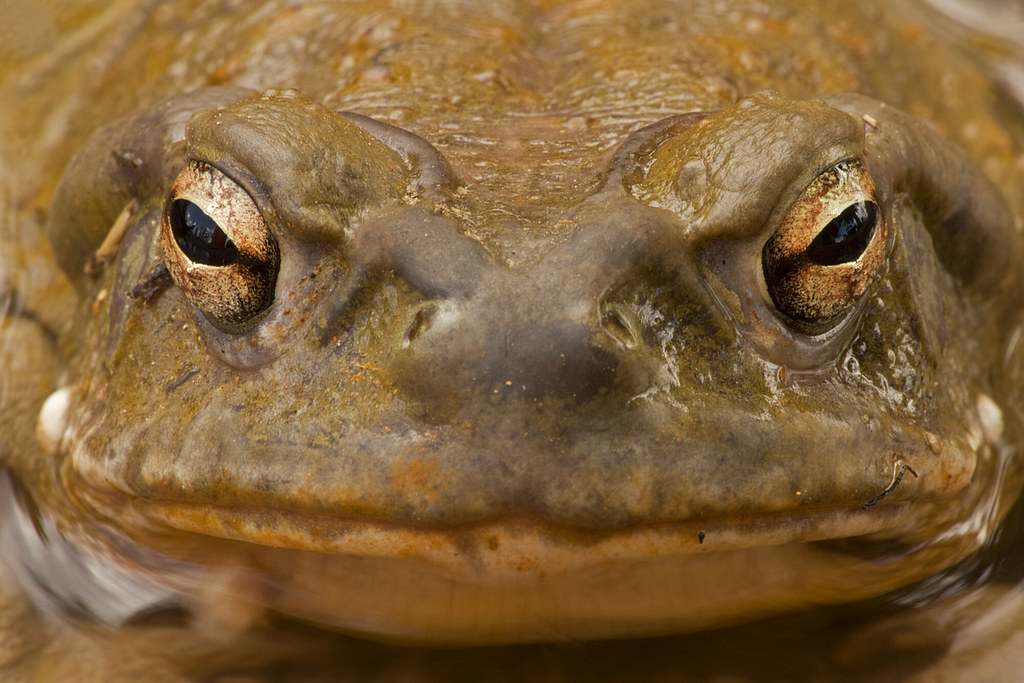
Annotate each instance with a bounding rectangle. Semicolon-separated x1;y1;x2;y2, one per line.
2;1;1024;681
0;472;182;626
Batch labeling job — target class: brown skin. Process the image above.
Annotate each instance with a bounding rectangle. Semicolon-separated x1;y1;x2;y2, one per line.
2;0;1024;675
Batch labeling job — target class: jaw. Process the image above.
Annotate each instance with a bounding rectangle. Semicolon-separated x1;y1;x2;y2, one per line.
59;488;982;645
29;412;1012;645
56;373;999;643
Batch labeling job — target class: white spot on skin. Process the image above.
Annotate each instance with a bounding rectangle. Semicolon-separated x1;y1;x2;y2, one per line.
977;393;1004;445
36;386;72;457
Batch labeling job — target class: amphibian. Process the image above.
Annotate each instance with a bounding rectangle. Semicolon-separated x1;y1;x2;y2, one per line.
2;0;1023;679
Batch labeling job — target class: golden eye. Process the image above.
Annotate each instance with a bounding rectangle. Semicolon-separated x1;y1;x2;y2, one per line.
762;160;886;328
161;161;279;332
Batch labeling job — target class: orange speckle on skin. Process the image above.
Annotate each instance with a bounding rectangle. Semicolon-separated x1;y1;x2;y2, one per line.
899;21;926;44
835;31;871;57
390;456;444;502
208;56;245;84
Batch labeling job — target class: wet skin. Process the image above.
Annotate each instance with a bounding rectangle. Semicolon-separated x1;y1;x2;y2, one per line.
2;0;1024;657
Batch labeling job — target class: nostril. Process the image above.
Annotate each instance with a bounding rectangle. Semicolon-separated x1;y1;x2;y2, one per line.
600;302;639;349
404;305;436;345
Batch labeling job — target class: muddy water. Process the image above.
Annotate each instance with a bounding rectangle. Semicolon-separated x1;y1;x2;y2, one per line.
2;1;1024;681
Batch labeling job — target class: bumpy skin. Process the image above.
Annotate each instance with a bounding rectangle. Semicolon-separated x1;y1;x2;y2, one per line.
1;0;1024;659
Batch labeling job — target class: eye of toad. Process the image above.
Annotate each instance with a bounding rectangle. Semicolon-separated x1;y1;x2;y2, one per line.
169;199;240;267
806;200;878;266
762;160;887;329
160;161;279;332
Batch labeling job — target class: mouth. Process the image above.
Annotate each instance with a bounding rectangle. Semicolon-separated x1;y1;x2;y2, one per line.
54;409;999;645
55;487;984;645
147;495;921;575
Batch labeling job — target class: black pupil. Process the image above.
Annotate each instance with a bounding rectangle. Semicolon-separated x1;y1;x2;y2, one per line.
806;200;878;266
170;199;239;266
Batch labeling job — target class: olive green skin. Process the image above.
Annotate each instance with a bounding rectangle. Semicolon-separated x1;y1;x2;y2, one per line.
2;0;1024;649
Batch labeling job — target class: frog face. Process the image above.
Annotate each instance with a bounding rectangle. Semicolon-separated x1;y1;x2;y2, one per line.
31;77;1019;642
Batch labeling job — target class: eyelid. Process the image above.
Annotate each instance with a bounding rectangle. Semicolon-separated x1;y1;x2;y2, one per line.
762;159;887;328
